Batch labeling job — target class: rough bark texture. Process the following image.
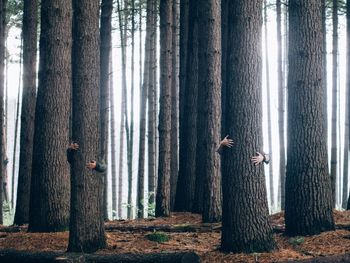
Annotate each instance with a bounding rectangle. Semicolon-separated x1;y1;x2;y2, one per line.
276;0;286;210
221;0;275;253
137;0;151;218
175;0;198;212
221;0;228;136
170;0;179;211
13;0;38;226
100;0;113;221
147;0;157;208
196;0;221;223
156;0;173;217
330;0;338;208
28;0;71;232
68;0;106;252
285;0;335;236
0;0;6;225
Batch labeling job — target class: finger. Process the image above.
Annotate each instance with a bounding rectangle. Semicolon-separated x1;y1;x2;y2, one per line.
225;135;229;139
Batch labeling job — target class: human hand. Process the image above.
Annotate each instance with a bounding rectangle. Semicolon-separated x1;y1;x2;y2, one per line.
251;152;264;166
86;161;97;170
68;142;79;151
220;135;234;148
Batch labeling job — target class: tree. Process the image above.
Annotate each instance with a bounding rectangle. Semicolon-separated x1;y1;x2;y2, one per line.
28;0;71;232
276;0;286;210
0;0;7;225
68;0;106;252
174;0;198;212
156;0;173;217
196;0;221;222
100;0;113;221
221;0;275;253
14;0;38;225
345;0;350;210
285;0;335;235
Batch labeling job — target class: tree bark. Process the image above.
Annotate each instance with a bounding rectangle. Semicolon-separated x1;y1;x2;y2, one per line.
221;0;275;253
156;0;173;217
100;0;113;221
28;0;71;232
13;0;38;226
285;0;335;235
68;0;106;252
175;0;198;212
196;0;222;222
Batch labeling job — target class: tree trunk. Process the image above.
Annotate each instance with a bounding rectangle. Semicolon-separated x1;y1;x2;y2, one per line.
170;0;179;211
175;0;198;212
330;0;338;208
147;0;157;211
345;0;350;210
264;0;274;211
68;0;106;252
221;0;275;253
100;0;113;221
156;0;173;217
28;0;71;232
196;0;221;222
13;0;38;226
221;0;228;135
0;0;7;225
137;0;151;218
11;38;22;209
285;0;335;236
276;0;286;211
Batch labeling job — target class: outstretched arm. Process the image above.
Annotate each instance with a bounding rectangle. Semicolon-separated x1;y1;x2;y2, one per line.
86;160;107;173
251;152;270;165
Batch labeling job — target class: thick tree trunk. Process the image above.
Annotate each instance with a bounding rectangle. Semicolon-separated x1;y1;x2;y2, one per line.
175;0;198;212
170;0;179;211
221;0;275;253
285;0;335;235
156;0;173;217
28;0;71;232
330;0;338;208
276;0;286;210
221;0;228;135
13;0;38;226
68;0;106;252
100;0;113;221
196;0;221;223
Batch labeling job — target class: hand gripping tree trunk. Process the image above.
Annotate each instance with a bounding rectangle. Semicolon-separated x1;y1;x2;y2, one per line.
221;0;276;253
28;0;71;232
68;0;106;252
285;0;335;236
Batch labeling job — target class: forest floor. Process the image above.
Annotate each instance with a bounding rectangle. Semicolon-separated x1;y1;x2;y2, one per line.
0;211;349;262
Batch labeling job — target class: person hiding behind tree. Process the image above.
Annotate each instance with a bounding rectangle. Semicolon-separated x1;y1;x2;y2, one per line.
216;135;270;165
67;142;107;172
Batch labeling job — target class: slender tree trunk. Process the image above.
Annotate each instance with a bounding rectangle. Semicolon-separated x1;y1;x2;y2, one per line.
100;0;113;221
13;0;38;226
221;0;275;252
285;0;335;236
11;38;22;209
263;0;274;211
28;0;71;232
68;0;106;252
0;0;7;225
174;0;198;212
221;0;228;135
148;0;157;210
137;0;151;218
156;0;173;217
117;0;126;219
276;0;286;210
330;0;338;208
170;0;179;211
196;0;222;223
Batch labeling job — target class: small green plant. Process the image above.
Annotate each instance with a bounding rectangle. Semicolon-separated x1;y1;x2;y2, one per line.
145;231;170;243
289;236;305;246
